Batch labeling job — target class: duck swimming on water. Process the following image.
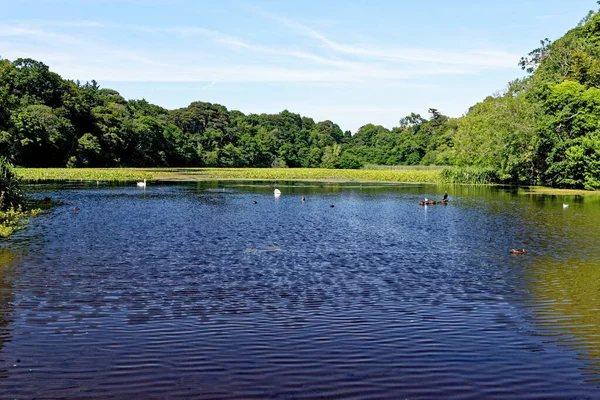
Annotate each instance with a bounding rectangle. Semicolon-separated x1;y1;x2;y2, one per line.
510;248;526;254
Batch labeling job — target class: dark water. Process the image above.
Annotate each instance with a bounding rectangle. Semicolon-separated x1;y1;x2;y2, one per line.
1;181;600;399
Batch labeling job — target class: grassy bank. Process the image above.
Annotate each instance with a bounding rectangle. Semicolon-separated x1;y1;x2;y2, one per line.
16;167;443;184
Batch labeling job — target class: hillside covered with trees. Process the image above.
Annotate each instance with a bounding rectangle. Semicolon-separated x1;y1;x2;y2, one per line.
2;5;600;189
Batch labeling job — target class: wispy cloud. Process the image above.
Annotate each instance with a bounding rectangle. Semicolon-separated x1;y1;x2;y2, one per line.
256;10;520;69
202;79;217;90
0;19;484;85
1;0;529;96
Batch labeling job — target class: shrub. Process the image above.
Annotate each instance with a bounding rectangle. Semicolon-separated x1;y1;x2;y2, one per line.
0;197;40;238
0;157;24;210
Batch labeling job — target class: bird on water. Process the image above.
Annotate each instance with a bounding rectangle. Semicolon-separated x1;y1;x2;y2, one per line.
137;179;146;188
510;248;526;254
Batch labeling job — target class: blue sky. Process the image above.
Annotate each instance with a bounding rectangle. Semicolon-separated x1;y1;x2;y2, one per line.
0;0;597;132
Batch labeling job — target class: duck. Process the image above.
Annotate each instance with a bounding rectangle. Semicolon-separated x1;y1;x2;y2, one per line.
301;196;306;202
253;200;258;204
137;179;147;188
510;248;526;254
330;204;335;208
73;207;80;212
419;201;425;206
443;191;448;201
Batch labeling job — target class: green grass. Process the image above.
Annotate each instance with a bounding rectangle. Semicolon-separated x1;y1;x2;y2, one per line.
16;167;443;184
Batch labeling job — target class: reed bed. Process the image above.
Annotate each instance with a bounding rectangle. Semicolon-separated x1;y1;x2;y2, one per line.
147;167;442;183
16;167;443;184
439;166;499;184
16;168;153;182
363;164;444;171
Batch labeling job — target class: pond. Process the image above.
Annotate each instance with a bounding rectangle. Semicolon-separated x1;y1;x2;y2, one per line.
1;181;600;399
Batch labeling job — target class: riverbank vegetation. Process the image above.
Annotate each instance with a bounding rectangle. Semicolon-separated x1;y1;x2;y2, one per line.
2;5;600;189
0;158;39;238
16;167;442;184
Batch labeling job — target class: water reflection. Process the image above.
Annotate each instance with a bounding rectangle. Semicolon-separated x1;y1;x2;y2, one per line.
526;256;600;378
0;248;18;355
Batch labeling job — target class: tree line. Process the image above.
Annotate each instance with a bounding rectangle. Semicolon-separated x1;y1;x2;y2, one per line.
0;56;451;171
2;4;600;189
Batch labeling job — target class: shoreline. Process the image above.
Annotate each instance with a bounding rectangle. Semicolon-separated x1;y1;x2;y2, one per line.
15;167;600;196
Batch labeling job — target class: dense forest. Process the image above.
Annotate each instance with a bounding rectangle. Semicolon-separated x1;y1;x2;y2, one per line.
2;6;600;188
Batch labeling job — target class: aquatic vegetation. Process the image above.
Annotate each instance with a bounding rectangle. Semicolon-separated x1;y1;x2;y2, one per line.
16;167;442;184
149;167;443;183
0;201;40;238
439;166;499;184
0;159;42;238
16;168;152;182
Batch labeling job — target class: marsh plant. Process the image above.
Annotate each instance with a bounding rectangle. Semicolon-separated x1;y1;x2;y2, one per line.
0;156;24;209
0;157;39;238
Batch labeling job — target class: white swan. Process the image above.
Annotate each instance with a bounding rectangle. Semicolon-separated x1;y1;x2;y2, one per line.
137;179;146;188
563;203;569;208
274;189;281;196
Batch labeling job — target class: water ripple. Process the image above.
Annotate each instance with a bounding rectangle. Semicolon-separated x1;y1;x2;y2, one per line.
1;183;599;398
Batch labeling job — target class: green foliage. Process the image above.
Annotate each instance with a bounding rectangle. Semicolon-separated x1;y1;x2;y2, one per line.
0;157;23;210
440;6;600;190
0;158;39;238
537;81;600;189
337;149;363;169
452;89;539;183
0;199;40;238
